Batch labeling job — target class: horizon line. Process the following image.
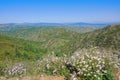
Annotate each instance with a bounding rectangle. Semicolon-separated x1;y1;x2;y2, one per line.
0;21;120;24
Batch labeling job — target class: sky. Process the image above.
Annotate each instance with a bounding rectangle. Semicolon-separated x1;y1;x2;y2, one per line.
0;0;120;23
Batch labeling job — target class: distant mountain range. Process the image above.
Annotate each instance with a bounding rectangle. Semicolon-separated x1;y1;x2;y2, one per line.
0;22;108;28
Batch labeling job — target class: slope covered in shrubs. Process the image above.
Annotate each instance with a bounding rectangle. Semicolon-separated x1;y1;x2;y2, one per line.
0;24;120;80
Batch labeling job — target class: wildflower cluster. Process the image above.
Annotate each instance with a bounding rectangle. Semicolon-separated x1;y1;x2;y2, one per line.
5;63;26;77
66;48;115;80
2;48;118;80
37;53;69;76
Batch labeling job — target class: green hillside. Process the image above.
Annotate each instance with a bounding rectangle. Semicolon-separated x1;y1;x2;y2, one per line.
0;24;120;79
79;24;120;50
56;24;120;55
0;34;49;66
0;28;80;65
0;27;83;55
0;25;120;58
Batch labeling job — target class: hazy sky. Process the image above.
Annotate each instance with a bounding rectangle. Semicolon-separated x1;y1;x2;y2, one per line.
0;0;120;23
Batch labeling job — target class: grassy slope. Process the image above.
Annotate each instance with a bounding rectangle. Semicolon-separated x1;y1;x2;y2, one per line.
1;27;83;55
0;34;49;68
80;24;120;50
0;25;120;56
0;24;120;78
59;24;120;55
0;27;81;66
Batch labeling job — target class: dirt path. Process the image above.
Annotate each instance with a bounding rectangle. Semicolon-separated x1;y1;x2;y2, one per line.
0;76;65;80
115;70;120;80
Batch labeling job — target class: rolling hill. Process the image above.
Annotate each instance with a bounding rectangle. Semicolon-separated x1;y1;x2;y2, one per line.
0;34;48;63
0;24;120;79
80;24;120;50
0;24;120;56
0;24;120;54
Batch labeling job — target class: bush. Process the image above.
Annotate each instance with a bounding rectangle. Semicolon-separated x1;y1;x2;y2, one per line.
65;48;115;80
